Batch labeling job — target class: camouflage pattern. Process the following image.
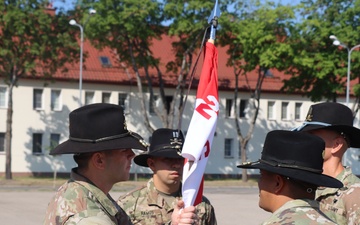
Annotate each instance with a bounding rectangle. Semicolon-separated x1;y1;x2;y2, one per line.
316;166;360;225
262;199;337;225
43;168;132;225
117;178;217;225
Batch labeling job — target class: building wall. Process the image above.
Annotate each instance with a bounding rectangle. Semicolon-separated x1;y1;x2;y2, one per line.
1;79;360;176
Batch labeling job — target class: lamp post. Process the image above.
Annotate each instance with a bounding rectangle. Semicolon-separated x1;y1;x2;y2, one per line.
330;35;360;166
69;9;96;107
329;35;360;106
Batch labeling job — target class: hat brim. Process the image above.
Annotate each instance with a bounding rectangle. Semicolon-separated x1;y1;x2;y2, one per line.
134;148;184;167
50;132;147;155
237;161;343;188
300;124;360;148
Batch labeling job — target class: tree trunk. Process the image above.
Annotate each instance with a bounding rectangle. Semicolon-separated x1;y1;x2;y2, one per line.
5;83;14;180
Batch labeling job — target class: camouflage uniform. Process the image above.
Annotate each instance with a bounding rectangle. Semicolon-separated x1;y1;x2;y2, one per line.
262;199;336;225
316;167;360;225
44;168;132;225
117;178;217;225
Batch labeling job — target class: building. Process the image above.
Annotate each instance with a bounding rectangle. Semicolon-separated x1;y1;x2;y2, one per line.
1;36;360;178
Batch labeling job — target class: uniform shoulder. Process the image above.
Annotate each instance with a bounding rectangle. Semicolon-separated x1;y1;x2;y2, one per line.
117;185;147;202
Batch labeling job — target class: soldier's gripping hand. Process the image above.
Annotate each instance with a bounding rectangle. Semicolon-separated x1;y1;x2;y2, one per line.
171;199;198;225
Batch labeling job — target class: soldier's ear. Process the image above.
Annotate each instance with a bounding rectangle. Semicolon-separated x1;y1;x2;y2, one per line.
147;158;156;171
91;152;106;170
274;174;285;194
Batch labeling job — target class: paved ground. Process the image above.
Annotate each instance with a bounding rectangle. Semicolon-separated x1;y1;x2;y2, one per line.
0;186;270;225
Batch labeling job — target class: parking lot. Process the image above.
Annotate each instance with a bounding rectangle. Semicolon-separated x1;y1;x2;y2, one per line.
0;185;270;225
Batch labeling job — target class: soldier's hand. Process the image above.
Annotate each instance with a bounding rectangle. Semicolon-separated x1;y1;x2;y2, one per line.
171;199;198;225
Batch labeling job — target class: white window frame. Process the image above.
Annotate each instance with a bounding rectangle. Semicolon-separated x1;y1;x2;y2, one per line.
51;89;62;111
267;101;276;120
224;138;234;158
239;99;248;118
118;93;129;113
85;91;95;105
50;133;60;151
295;102;302;121
225;99;233;118
0;132;5;153
33;89;44;110
0;86;8;108
32;133;43;155
102;92;111;103
281;102;290;120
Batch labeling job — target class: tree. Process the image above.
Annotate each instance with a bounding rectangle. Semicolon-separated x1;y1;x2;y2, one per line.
282;0;360;103
219;0;295;181
82;0;229;132
0;1;79;179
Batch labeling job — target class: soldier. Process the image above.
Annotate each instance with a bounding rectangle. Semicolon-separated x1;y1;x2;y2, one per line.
43;103;198;225
237;130;343;224
117;128;217;225
293;102;360;225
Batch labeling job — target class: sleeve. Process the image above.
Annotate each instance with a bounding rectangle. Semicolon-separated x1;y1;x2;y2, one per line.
196;196;217;225
343;185;360;224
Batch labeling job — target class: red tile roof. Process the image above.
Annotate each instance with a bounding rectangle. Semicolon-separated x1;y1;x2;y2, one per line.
49;35;292;93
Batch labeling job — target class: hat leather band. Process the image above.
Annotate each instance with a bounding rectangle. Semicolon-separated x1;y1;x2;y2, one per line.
70;132;131;143
260;159;322;173
291;121;331;131
151;145;182;154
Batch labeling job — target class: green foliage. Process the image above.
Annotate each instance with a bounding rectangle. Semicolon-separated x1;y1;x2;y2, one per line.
219;1;295;78
0;0;79;84
282;0;360;102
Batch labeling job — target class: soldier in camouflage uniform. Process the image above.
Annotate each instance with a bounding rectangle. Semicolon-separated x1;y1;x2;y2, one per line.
118;128;217;225
293;102;360;225
238;130;343;225
43;104;198;225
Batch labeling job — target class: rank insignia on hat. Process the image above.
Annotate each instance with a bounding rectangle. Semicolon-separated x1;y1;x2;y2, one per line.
305;106;313;122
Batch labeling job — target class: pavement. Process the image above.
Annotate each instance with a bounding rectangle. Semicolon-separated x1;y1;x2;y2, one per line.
0;185;270;225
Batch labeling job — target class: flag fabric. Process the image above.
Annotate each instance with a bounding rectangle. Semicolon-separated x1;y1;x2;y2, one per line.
181;41;219;207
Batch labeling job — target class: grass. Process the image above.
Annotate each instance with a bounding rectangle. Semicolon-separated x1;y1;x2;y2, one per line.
0;176;259;192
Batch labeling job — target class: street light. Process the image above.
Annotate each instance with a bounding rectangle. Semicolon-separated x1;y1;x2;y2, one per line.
69;9;96;107
330;34;360;166
329;35;360;106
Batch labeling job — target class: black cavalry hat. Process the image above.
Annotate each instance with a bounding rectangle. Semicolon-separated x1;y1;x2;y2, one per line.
134;128;184;167
51;103;148;155
292;102;360;148
237;130;343;188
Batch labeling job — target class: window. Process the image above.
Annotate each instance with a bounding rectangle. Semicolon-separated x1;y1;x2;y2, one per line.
149;95;158;114
85;91;95;105
32;133;43;154
99;56;112;67
239;99;248;118
267;101;275;120
118;93;128;111
295;102;302;120
51;90;61;111
165;96;173;114
50;133;60;151
224;138;233;158
102;92;111;103
0;87;7;108
33;89;44;110
0;133;4;152
281;102;289;120
225;99;233;117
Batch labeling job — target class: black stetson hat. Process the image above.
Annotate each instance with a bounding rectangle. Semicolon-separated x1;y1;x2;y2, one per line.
50;103;148;155
237;130;343;188
134;128;184;167
292;102;360;148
